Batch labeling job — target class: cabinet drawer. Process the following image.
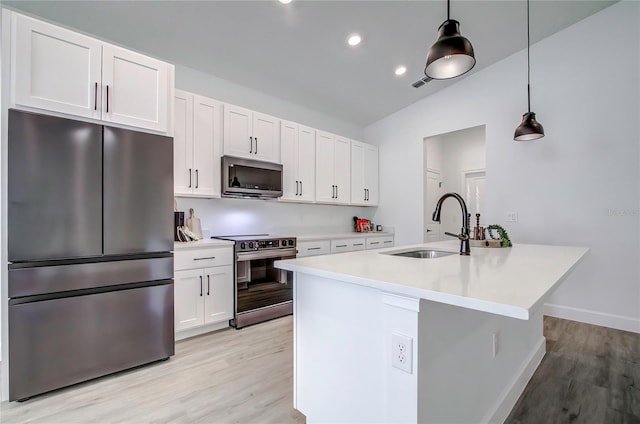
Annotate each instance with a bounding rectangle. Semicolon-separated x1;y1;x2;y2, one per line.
331;238;365;254
175;247;233;270
366;236;394;249
297;240;330;258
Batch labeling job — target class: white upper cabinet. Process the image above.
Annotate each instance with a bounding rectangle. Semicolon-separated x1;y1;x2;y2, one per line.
281;120;315;202
351;141;379;206
315;131;350;204
10;12;173;134
174;89;222;197
12;13;103;120
223;104;280;163
101;44;170;132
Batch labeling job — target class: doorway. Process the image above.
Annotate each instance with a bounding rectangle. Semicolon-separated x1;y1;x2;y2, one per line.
423;126;486;242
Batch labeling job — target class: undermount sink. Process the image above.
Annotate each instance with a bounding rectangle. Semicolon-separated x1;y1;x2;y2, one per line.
385;249;457;259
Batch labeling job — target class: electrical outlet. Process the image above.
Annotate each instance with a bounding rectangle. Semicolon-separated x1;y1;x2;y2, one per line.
392;333;413;373
506;211;518;223
492;332;499;358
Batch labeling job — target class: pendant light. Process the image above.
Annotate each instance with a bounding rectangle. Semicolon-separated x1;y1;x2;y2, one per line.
514;0;545;141
424;0;476;80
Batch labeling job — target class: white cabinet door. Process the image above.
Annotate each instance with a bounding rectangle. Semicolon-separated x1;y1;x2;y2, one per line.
12;13;102;120
223;104;253;158
174;90;194;195
101;44;170;132
333;136;351;204
174;269;205;332
364;144;379;206
350;141;366;205
192;95;221;197
203;265;234;325
298;125;316;202
252;112;280;163
281;120;299;200
315;131;335;203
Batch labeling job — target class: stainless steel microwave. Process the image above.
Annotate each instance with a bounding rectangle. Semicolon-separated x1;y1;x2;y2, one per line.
221;156;283;199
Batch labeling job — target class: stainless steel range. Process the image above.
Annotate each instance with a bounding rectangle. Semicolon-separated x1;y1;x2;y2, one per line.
213;234;296;328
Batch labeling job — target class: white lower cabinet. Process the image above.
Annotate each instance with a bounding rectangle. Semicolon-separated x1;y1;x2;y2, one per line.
297;240;331;258
174;247;234;338
330;238;366;254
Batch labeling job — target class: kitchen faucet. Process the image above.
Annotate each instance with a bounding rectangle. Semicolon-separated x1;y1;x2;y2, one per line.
432;192;471;255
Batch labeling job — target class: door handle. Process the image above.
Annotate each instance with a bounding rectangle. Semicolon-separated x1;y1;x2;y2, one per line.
106;85;109;113
249;136;253;154
296;180;299;196
188;168;192;188
207;275;210;296
199;276;203;297
195;169;199;189
254;137;258;154
94;82;98;110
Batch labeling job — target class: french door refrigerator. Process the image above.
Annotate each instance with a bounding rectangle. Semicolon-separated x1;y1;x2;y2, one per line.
7;109;174;401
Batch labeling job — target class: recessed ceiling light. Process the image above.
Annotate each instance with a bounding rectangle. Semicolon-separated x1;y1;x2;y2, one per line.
347;34;362;47
279;0;292;4
395;66;407;76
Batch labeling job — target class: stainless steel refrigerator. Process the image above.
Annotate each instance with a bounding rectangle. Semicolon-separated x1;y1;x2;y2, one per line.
7;109;175;401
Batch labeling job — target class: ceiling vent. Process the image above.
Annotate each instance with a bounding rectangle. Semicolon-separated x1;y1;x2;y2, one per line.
411;76;433;88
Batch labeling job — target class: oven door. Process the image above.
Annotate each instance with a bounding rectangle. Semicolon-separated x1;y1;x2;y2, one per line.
234;248;296;328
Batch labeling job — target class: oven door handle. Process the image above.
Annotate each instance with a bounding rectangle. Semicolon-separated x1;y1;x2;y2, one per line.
236;248;297;262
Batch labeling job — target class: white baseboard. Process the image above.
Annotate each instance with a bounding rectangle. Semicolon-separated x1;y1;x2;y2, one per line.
544;303;640;334
175;321;230;341
483;337;546;424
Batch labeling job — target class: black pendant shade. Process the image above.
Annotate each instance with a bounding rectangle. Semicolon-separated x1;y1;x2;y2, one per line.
424;19;476;80
514;0;545;141
514;112;545;141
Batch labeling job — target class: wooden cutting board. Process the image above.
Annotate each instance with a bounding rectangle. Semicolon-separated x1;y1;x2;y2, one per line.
470;239;503;248
186;208;203;240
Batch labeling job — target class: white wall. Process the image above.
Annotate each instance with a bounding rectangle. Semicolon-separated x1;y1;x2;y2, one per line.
176;197;376;238
365;1;640;332
175;64;363;141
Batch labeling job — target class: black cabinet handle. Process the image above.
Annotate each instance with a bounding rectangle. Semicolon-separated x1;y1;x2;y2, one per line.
336;185;339;199
207;275;210;296
364;188;367;201
194;256;216;260
199;276;203;297
254;137;258;154
106;85;109;113
195;169;199;189
300;181;303;196
249;136;253;153
308;247;321;251
188;168;192;188
94;82;98;110
331;185;335;198
336;244;348;248
295;181;299;196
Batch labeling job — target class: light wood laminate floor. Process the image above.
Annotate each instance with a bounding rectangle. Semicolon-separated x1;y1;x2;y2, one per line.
1;315;639;423
0;316;305;424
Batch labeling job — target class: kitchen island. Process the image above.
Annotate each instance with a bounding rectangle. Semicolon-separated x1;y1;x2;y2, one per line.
275;240;588;424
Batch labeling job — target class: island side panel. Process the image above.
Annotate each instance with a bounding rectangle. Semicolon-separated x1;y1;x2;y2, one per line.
417;301;545;424
295;272;409;422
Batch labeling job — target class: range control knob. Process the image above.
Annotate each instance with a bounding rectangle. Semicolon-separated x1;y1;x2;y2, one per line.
288;239;294;246
240;242;246;250
249;242;254;249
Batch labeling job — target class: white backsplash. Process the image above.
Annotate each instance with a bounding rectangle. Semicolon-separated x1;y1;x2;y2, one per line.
175;197;382;238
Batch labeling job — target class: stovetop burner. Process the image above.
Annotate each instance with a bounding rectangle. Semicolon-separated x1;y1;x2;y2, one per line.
212;234;296;253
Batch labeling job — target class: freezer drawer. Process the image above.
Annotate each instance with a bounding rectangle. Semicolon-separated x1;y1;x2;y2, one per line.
9;282;174;401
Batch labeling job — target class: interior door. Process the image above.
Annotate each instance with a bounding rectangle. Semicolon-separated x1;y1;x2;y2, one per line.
103;126;174;255
425;170;443;242
8;110;103;262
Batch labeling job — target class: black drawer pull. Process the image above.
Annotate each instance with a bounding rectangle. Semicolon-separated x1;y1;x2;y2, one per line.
194;256;216;261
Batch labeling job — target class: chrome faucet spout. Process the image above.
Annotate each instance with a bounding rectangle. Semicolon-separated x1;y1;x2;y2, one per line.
432;192;471;255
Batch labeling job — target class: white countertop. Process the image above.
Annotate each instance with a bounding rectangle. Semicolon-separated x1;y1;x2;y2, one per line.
275;240;588;320
296;232;394;242
173;238;235;250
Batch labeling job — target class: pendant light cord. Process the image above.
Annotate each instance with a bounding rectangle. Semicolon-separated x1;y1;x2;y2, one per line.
447;0;450;20
527;0;531;113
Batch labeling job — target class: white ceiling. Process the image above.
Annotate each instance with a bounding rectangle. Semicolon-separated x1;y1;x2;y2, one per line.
4;0;617;126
